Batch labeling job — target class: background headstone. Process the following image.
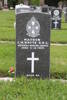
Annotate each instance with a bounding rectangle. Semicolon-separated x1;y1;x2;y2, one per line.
58;1;63;9
63;7;67;22
16;4;50;78
4;0;8;9
51;8;62;29
42;5;49;13
48;6;56;15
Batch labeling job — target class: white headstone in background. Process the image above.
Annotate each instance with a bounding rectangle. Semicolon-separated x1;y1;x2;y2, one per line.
63;7;67;22
51;8;62;29
4;0;8;8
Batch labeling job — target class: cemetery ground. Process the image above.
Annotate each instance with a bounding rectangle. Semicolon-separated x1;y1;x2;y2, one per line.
0;10;67;78
0;10;67;99
0;77;67;100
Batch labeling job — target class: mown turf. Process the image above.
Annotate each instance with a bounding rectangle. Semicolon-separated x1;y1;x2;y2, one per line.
0;77;67;100
51;29;67;43
50;45;67;79
0;11;15;41
0;11;67;43
51;45;67;73
0;43;67;79
0;43;15;76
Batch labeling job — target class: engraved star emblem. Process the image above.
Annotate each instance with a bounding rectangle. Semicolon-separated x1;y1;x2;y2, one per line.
26;16;40;38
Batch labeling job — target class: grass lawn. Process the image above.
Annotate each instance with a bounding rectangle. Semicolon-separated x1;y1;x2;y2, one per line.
51;29;67;43
0;11;15;41
0;10;67;100
0;11;67;43
50;45;67;79
0;43;15;76
0;43;67;79
0;77;67;100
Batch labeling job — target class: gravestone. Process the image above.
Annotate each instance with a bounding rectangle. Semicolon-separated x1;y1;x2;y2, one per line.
48;6;56;15
63;7;67;22
42;5;49;13
15;4;50;78
51;8;62;29
4;0;8;9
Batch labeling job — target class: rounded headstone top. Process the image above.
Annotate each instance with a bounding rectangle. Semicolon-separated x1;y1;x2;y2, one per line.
15;4;50;15
15;4;31;14
15;4;30;9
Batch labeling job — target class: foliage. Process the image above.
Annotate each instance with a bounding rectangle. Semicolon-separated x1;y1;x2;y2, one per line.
29;0;40;5
8;0;18;8
15;0;40;5
18;0;24;3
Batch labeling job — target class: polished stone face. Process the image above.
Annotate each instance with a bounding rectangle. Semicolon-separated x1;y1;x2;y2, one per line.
51;9;62;29
16;12;50;78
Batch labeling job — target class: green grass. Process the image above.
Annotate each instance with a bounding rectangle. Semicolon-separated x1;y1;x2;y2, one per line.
0;11;15;41
0;11;67;43
51;29;67;43
0;77;67;100
0;11;67;100
51;45;67;73
0;43;15;76
0;43;67;79
50;45;67;79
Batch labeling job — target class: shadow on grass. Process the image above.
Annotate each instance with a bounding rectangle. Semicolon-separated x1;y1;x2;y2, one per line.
51;28;67;30
0;71;67;80
50;72;67;80
61;28;67;30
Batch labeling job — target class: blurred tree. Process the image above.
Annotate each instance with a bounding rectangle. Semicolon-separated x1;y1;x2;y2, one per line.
29;0;40;5
0;0;2;10
18;0;40;5
40;0;44;6
18;0;28;4
18;0;23;3
8;0;18;8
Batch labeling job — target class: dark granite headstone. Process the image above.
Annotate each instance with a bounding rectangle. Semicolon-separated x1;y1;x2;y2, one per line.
48;6;56;15
51;8;62;29
42;5;49;13
15;4;50;78
63;7;67;22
